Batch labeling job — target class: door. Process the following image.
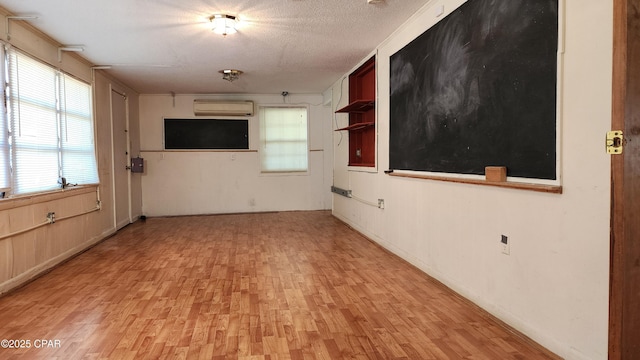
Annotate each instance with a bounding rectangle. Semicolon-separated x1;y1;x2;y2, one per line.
609;1;640;358
111;88;131;230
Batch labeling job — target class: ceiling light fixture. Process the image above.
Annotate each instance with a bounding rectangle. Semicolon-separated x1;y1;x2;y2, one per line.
219;69;243;82
210;14;238;36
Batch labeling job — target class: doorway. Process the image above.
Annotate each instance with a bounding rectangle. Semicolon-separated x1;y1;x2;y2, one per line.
111;88;131;230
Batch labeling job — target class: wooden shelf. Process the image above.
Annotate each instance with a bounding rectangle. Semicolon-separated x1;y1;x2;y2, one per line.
335;121;375;132
334;56;376;168
335;100;375;113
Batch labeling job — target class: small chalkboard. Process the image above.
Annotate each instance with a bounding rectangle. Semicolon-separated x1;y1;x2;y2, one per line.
164;118;249;150
389;0;558;180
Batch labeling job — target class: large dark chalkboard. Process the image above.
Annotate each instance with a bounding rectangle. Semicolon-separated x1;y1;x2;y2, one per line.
164;118;248;149
389;0;558;180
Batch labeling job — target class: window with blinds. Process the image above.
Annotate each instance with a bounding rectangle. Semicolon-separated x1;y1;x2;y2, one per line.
0;48;99;196
59;74;98;186
259;106;308;173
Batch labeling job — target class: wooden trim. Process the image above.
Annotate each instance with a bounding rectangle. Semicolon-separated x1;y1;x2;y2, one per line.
0;185;98;211
610;1;640;359
609;1;626;357
140;149;258;153
388;172;562;194
349;162;376;168
141;149;325;153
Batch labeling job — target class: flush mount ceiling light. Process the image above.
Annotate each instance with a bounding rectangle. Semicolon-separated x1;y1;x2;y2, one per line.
219;69;243;82
210;14;238;36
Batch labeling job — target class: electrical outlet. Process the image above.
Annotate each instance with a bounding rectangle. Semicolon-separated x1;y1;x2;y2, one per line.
378;199;385;209
501;235;510;255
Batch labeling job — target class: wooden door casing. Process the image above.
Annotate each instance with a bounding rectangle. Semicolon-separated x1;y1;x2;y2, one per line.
609;1;640;358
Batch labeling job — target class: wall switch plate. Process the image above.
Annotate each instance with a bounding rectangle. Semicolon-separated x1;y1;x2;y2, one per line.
501;235;510;255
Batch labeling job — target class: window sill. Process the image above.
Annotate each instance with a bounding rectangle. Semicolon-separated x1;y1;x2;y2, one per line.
0;185;99;211
259;170;309;177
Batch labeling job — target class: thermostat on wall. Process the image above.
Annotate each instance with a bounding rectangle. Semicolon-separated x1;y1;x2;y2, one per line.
131;157;144;173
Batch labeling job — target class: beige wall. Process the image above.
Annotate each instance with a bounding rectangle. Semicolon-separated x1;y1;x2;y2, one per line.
331;1;611;359
0;11;142;294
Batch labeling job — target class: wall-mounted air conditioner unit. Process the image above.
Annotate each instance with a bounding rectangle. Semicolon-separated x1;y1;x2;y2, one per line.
193;100;254;116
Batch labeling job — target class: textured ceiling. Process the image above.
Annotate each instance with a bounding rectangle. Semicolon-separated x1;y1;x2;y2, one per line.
0;0;430;94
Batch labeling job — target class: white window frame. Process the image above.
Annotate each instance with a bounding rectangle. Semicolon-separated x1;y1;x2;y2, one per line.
259;105;309;174
0;46;10;196
1;46;99;197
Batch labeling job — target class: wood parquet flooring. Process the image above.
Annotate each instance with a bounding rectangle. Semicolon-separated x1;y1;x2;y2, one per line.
0;211;560;359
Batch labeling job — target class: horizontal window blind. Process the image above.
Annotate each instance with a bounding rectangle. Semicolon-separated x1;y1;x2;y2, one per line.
60;74;99;185
4;48;99;196
259;107;308;173
8;51;60;194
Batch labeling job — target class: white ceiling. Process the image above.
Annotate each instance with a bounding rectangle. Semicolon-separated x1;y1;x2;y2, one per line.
0;0;429;94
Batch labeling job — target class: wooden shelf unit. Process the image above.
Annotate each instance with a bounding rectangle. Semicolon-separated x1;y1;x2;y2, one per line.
335;56;376;167
335;121;375;132
336;100;375;113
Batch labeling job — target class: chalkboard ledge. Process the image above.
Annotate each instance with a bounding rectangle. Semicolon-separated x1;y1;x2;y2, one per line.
387;172;562;194
142;149;258;153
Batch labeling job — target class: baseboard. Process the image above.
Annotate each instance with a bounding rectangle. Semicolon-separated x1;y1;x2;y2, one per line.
330;210;566;359
0;227;117;296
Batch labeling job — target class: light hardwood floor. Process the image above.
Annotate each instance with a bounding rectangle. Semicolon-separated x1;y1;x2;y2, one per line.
0;211;560;359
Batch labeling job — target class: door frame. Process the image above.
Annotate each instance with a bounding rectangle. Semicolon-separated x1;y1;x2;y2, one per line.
109;85;132;230
609;0;640;358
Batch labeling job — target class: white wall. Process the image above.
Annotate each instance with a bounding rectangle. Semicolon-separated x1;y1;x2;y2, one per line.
331;1;611;359
139;94;333;216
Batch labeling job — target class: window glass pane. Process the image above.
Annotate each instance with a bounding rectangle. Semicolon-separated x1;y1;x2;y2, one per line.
260;107;308;172
60;74;99;185
8;51;59;194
